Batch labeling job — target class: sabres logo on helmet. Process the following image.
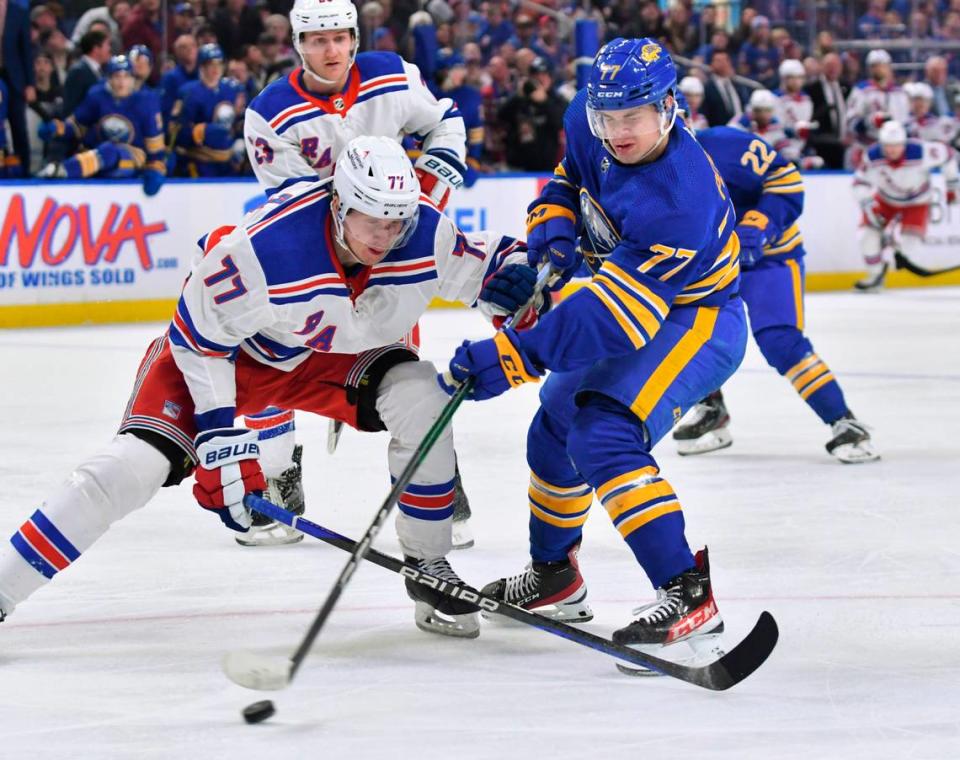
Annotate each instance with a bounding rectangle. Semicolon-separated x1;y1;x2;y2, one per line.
640;42;662;63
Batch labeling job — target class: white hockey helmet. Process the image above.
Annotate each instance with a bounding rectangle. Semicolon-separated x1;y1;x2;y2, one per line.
878;119;907;145
679;75;704;97
866;49;892;66
905;81;934;101
748;88;778;112
332;136;421;254
290;0;359;83
778;59;805;79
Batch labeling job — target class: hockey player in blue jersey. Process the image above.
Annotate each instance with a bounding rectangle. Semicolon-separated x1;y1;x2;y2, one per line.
671;124;879;463
36;56;166;196
443;39;747;663
161;34;199;122
170;43;246;177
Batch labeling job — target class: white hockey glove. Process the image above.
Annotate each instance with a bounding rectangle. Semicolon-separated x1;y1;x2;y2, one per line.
193;429;266;532
415;149;466;211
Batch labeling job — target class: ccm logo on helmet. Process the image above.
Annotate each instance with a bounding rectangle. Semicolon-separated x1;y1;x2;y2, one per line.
204;443;259;465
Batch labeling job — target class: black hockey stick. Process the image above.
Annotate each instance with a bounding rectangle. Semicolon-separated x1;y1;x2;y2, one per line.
241;495;779;691
894;250;960;277
223;266;555;692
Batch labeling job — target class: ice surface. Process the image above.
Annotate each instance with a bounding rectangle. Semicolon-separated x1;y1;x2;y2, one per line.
1;289;959;760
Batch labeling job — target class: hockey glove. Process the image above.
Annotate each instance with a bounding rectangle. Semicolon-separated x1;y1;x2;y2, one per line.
735;210;770;268
194;122;233;151
37;120;61;142
415;149;466;210
871;111;891;129
478;263;544;330
193;429;266;532
142;168;164;197
526;203;579;287
861;199;885;230
947;187;958;205
441;329;543;401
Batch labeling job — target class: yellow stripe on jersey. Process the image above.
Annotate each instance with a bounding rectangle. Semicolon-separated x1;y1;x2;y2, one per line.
144;135;164;153
596;466;658;503
674;235;740;305
78;150;100;177
718;209;730;238
765;223;803;254
602;262;669;317
765;165;796;181
630;307;720;419
593;273;663;337
785;258;805;329
585;283;647;348
468;126;484;143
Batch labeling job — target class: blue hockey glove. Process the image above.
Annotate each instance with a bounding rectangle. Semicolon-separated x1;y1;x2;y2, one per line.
735;210;770;268
479;263;544;330
526;203;579;288
441;329;543;401
37;120;60;142
142;168;164;197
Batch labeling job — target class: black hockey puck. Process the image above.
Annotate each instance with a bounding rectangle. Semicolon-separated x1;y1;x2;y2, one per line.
242;700;276;724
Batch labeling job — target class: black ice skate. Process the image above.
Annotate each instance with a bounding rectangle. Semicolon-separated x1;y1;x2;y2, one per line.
613;548;725;676
826;414;880;464
854;261;889;292
672;390;733;456
404;556;480;638
451;466;474;550
236;444;306;547
481;541;593;623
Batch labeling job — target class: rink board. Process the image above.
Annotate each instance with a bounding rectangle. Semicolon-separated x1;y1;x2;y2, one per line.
2;173;959;327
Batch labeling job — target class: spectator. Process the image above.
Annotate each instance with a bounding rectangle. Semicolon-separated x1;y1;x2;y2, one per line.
857;0;887;38
71;0;126;51
628;1;666;41
496;60;565;171
730;6;757;53
242;41;266;92
121;0;163;64
2;0;36;175
804;52;849;168
803;56;821;80
693;28;730;64
30;5;59;40
664;3;697;57
197;24;219;48
24;52;60;173
433;51;483;176
212;0;264;59
923;56;958;117
738;15;779;88
160;33;198;121
264;13;293;56
170;3;197;48
228;56;257;102
259;31;295;82
61;29;111;117
702;50;745;126
38;28;71;86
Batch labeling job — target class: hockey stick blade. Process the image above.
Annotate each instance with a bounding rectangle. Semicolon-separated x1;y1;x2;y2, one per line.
894;250;960;277
223;651;293;691
245;495;779;691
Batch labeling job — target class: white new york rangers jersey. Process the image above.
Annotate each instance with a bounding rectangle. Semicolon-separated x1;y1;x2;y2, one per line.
729;114;792;156
685;110;709;131
168;180;522;419
853;139;959;207
905;113;959;145
846;81;910;144
244;52;466;194
774;91;813;162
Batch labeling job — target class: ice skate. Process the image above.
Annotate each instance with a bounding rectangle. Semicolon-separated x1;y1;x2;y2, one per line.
673;391;733;456
826;414;880;463
451;467;474;550
854;261;889;292
613;548;726;676
235;444;306;546
481;541;593;623
404;556;480;638
36;162;66;179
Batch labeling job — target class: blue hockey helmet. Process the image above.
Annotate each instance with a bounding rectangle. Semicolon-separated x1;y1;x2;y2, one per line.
104;55;133;77
127;44;154;65
198;43;225;65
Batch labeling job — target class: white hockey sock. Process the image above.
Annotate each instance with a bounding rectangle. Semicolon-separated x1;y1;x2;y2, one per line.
859;226;884;267
0;434;169;612
243;407;297;479
376;361;457;560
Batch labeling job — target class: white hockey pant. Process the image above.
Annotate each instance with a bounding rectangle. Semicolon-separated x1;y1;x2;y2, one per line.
0;434;169;612
376;360;457;560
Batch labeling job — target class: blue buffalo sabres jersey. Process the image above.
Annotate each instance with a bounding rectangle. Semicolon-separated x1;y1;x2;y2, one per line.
519;89;741;372
69;83;165;169
172;77;245;174
696;126;805;262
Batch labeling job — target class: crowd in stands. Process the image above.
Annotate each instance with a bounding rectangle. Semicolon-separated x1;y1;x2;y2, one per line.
3;0;960;183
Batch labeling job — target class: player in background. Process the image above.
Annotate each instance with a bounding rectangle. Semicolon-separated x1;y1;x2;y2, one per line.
239;0;475;548
170;44;246;177
731;89;791;153
670;124;879;463
846;49;909;166
854;119;959;291
35;55;166;197
161;35;199;123
443;39;746;666
0;137;527;638
903;82;959;145
677;76;708;130
128;45;156;96
775;59;823;170
427;51;483;183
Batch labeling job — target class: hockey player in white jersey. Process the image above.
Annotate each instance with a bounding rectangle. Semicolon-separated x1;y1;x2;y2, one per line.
731;89;791;151
846;49;910;163
854;120;959;291
775;59;822;169
678;76;708;130
903;82;959;145
239;0;476;548
0;137;528;638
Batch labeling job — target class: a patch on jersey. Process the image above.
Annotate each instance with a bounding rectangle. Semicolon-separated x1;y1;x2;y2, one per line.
333;96;345;111
162;400;182;420
100;113;134;143
213;101;236;128
579;189;621;257
640;43;662;63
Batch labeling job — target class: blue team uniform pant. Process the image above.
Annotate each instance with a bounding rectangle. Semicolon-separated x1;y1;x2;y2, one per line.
63;142;145;180
526;298;747;589
740;255;849;425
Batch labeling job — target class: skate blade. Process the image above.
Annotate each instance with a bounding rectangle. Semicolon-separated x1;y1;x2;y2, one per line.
451;519;475;551
235;521;304;547
676;429;733;456
481;600;594;625
414;601;480;638
615;632;726;677
831;443;881;464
